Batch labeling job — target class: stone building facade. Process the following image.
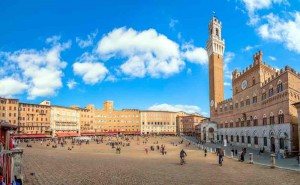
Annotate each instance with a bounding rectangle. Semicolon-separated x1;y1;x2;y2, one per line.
50;105;80;137
140;111;180;135
0;98;19;126
18;100;51;135
207;16;300;152
293;102;300;150
93;101;140;135
177;114;207;136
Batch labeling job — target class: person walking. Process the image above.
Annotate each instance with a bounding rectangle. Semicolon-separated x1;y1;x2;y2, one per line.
180;149;187;165
145;146;148;154
218;148;224;166
204;148;207;157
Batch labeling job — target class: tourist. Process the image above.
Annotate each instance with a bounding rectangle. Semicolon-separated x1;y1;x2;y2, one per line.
204;148;207;157
180;149;187;165
145;146;148;154
235;149;238;156
218;148;224;166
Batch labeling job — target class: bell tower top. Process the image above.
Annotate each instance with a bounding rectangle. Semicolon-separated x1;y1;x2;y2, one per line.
206;16;225;57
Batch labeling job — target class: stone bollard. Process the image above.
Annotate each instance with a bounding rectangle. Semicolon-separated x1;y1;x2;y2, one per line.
271;154;276;168
224;150;226;156
201;145;204;150
249;153;253;164
210;148;213;153
231;151;234;158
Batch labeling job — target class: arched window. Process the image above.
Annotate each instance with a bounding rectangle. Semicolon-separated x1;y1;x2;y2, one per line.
247;136;251;144
231;135;233;142
236;135;240;142
277;81;283;93
270;112;275;125
263;114;267;125
279;138;284;149
278;111;284;124
252;77;256;85
241;136;245;143
264;137;268;146
253;117;258;126
269;86;274;97
254;136;258;145
216;28;219;37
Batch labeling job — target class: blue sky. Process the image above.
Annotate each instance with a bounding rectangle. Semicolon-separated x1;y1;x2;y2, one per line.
0;0;299;116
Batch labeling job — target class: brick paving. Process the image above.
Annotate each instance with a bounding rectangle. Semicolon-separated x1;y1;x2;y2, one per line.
184;136;300;171
20;137;300;185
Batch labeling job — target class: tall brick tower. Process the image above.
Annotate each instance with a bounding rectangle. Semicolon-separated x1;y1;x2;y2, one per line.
206;16;225;112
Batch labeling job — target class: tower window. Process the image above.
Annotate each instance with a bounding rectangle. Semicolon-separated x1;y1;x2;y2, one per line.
216;28;219;37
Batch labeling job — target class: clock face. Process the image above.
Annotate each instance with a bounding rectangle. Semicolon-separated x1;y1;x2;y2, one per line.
210;100;214;107
241;80;247;90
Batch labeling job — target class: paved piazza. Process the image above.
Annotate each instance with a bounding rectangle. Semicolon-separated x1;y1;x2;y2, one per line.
21;137;300;185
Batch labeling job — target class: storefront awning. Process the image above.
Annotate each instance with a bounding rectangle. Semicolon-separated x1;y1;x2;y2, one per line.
56;132;79;137
159;132;176;135
14;134;52;138
81;133;95;136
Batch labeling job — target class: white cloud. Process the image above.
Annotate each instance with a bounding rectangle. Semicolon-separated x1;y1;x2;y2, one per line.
268;56;277;61
224;82;231;86
0;78;28;97
224;52;235;79
148;103;201;114
257;12;300;53
169;19;179;29
242;45;260;52
73;58;108;85
201;112;209;117
76;30;98;48
0;38;70;99
241;0;288;25
120;56;146;78
96;27;185;78
67;79;78;89
182;43;208;65
105;75;118;82
46;35;61;44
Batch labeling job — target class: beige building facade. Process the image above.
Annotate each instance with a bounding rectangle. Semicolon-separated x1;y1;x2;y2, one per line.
140;111;179;135
93;101;140;135
50;105;80;137
0;98;19;126
18;100;51;136
207;17;300;152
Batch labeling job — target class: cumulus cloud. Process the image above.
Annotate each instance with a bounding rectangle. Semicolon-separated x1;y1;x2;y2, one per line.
148;103;201;114
73;52;108;85
0;38;70;99
0;78;28;97
241;0;288;25
182;43;208;65
257;12;300;53
67;79;78;89
96;27;185;78
76;30;98;48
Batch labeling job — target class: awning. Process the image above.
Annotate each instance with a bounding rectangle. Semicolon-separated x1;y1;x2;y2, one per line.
14;134;52;138
159;132;176;135
81;133;95;136
56;132;79;137
124;131;141;135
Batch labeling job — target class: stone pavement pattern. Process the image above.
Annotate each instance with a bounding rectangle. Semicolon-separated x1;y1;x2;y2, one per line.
184;136;300;170
21;137;300;185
